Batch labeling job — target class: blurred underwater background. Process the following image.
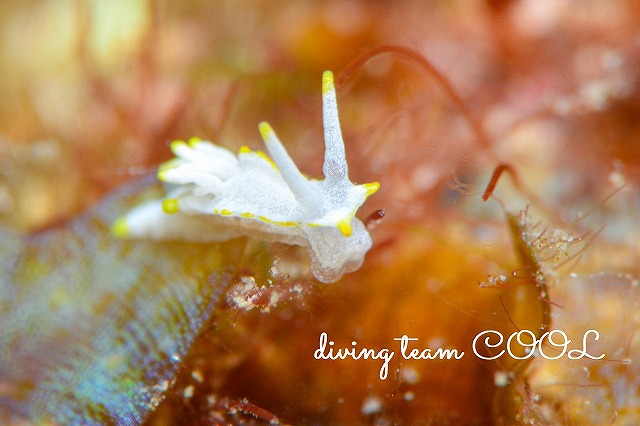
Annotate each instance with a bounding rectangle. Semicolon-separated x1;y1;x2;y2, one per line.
1;1;640;424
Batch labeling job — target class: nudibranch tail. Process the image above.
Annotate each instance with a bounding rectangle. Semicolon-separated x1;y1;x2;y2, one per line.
258;121;319;209
321;71;348;182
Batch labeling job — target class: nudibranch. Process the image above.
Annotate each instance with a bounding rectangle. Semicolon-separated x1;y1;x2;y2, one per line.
113;71;379;283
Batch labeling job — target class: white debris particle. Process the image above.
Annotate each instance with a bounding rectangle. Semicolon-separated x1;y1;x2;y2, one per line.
404;391;415;401
207;394;218;407
229;276;260;311
361;395;383;415
183;385;195;399
580;80;609;110
480;274;508;288
149;395;162;408
157;379;170;392
410;162;440;192
427;336;445;348
494;371;509;387
269;291;281;306
191;369;204;383
400;366;421;384
608;169;626;187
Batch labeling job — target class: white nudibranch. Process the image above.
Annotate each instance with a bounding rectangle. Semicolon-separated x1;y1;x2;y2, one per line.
112;71;379;283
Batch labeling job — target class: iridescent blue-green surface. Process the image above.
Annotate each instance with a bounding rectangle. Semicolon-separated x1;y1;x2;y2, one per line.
0;176;232;425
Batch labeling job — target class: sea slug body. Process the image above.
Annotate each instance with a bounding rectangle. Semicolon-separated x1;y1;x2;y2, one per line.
113;71;379;283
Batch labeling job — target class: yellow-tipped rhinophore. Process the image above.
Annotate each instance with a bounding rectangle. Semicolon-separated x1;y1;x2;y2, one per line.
322;70;335;95
258;121;274;140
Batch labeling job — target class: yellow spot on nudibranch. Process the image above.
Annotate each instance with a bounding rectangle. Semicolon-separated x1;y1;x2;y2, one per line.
322;71;335;95
111;216;129;237
162;198;179;214
257;151;277;169
220;209;232;216
240;212;255;218
258;215;298;227
363;182;380;196
170;140;187;153
337;219;352;237
188;136;202;147
239;144;278;170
